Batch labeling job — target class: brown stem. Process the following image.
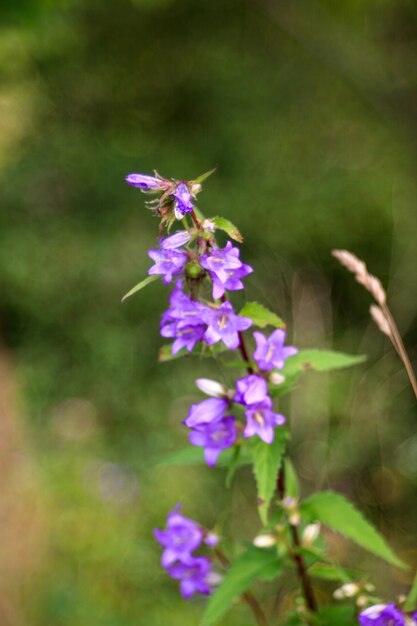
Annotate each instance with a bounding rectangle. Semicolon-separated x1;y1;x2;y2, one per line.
214;549;269;626
190;208;202;229
277;467;318;613
238;330;254;374
381;303;417;400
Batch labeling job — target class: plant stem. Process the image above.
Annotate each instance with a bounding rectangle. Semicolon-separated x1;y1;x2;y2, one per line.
381;303;417;400
214;549;269;626
277;467;318;613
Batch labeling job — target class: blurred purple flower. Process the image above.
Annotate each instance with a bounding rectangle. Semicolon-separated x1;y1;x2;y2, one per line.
160;230;192;249
253;329;298;372
188;416;237;466
203;301;252;350
174;182;193;219
148;248;187;284
167;556;212;599
154;504;203;568
200;242;253;299
184;397;228;429
358;604;406;626
125;173;165;191
234;374;269;406
244;399;285;444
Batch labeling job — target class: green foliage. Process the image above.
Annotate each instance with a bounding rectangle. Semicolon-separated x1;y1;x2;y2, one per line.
251;429;289;525
121;274;159;302
239;302;285;329
157;445;252;467
283;350;366;376
201;547;282;626
308;563;353;582
283;459;299;498
301;491;406;569
211;217;243;243
315;605;356;626
404;569;417;611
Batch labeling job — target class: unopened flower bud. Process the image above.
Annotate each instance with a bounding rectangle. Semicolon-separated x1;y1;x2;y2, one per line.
302;522;321;546
333;583;359;599
201;219;215;233
204;532;219;547
283;497;300;526
191;182;202;195
195;378;227;398
269;372;285;385
356;595;368;609
253;533;277;548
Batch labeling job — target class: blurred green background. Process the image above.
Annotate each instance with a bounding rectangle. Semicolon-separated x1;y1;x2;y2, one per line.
0;0;416;624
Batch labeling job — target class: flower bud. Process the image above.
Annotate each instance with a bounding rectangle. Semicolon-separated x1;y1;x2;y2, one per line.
302;522;321;546
282;496;300;526
253;533;277;548
195;378;227;398
333;583;359;599
202;219;215;233
204;532;219;547
269;372;285;385
191;182;202;195
160;230;192;249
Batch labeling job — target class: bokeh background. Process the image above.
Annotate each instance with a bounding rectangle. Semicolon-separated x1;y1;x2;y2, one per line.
0;0;416;624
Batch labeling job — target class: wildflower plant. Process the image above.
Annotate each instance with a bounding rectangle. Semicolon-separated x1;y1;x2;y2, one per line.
123;170;417;626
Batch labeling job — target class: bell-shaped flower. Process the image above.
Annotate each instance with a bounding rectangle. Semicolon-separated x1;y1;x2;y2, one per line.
253;329;298;371
188;416;237;466
203;301;252;350
153;504;203;568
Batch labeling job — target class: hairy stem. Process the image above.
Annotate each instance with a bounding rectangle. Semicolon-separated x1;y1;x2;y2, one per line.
277;467;318;613
214;549;269;626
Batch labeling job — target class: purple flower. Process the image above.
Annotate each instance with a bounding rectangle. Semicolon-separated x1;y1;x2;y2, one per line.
160;284;208;354
160;230;192;249
234;374;269;406
200;242;253;299
125;173;165;191
184;397;228;428
253;329;298;371
358;604;405;626
174;182;193;219
203;301;252;350
167;556;212;599
154;505;203;568
148;248;188;284
188;416;237;466
244;399;285;444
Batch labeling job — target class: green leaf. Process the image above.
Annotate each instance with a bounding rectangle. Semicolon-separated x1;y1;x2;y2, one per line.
284;458;299;499
301;491;406;570
251;429;289;525
308;563;353;583
121;274;159;302
201;547;282;626
283;349;366;376
316;605;356;626
192;166;217;184
404;569;417;611
239;302;285;329
212;216;243;243
157;445;252;468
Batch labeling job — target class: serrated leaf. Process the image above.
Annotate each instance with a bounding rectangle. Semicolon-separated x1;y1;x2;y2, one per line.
212;216;243;243
201;547;282;626
239;302;285;329
251;429;289;525
404;570;417;611
301;491;406;570
308;564;353;583
157;445;252;468
283;349;366;377
121;274;159;302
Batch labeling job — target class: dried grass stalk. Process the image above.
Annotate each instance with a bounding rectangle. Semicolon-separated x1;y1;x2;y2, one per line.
332;250;386;306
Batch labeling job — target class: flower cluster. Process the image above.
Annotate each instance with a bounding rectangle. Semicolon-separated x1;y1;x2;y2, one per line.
127;170;298;598
154;505;218;599
359;604;417;626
